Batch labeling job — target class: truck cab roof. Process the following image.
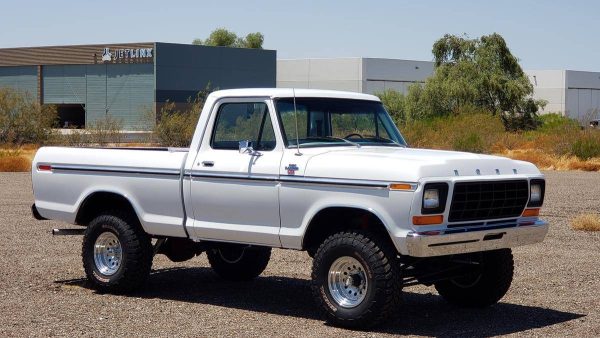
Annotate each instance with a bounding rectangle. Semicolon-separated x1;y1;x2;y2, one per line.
207;88;381;102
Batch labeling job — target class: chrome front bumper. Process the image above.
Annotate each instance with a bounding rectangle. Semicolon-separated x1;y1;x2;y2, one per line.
405;220;549;257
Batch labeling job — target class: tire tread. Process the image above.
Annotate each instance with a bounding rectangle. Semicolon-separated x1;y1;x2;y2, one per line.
311;230;402;328
82;210;153;293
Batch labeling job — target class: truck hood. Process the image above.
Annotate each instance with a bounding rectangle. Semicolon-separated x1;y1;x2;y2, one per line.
303;147;541;182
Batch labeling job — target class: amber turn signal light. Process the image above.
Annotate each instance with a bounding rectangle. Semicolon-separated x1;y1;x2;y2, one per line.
413;215;444;225
522;208;540;217
389;183;414;191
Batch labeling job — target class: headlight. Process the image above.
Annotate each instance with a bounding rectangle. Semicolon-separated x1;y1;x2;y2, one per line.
528;179;545;207
530;184;541;203
421;183;448;214
423;189;440;209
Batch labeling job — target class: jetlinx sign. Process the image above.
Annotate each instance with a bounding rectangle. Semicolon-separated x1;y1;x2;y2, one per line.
101;47;153;63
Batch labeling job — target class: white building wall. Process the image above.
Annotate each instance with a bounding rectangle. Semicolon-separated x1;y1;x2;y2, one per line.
525;69;600;122
525;70;566;115
277;57;434;94
277;58;362;92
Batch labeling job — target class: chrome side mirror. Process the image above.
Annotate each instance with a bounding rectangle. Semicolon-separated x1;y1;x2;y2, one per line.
239;140;262;156
239;140;253;154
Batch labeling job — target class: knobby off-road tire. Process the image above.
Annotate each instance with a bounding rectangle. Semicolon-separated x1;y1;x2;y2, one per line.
311;230;402;328
82;211;153;293
434;249;514;307
207;245;271;281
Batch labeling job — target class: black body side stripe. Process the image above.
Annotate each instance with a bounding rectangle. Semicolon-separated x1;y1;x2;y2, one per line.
189;173;390;188
48;165;394;188
51;165;180;177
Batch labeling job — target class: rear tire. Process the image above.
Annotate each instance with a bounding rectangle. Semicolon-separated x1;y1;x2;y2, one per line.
434;249;514;307
82;211;153;293
310;230;402;328
207;245;271;281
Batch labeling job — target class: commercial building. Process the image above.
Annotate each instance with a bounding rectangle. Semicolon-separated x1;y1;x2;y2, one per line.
278;57;600;123
525;70;600;121
277;57;434;94
0;43;276;129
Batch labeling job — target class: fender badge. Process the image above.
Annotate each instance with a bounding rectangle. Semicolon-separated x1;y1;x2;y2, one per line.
285;164;299;175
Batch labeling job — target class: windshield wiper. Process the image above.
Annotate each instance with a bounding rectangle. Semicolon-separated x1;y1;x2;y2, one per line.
322;136;361;148
297;136;361;148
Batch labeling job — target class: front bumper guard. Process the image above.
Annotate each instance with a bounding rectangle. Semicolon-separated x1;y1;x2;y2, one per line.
405;220;549;257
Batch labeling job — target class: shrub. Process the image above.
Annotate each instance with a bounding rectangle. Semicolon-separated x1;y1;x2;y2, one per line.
500;98;542;132
154;102;199;147
453;132;485;153
49;115;124;146
153;88;212;147
538;113;580;132
86;115;124;145
400;112;504;153
571;134;600;160
0;88;57;144
570;214;600;231
377;89;406;124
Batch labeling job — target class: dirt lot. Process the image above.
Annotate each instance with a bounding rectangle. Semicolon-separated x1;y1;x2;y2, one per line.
0;171;599;337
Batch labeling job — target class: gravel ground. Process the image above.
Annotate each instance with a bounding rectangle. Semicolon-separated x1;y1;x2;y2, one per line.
0;171;598;337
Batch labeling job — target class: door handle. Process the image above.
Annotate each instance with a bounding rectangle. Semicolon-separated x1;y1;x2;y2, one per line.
201;161;214;167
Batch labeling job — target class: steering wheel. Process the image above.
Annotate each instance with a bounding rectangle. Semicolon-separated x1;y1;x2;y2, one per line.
344;133;364;139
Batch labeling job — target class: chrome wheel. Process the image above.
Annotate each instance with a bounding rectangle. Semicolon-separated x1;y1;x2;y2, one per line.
93;232;122;276
328;256;368;308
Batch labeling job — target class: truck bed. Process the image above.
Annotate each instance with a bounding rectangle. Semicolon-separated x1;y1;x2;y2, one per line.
32;146;189;237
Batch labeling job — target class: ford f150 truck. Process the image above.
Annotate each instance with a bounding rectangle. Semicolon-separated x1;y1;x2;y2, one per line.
32;88;548;328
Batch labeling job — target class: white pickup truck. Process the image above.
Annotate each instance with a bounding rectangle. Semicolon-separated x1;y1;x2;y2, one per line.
32;88;548;328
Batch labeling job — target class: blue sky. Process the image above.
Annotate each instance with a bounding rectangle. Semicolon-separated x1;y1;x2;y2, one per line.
1;0;599;71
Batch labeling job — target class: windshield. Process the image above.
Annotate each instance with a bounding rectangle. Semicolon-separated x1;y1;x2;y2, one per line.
275;98;407;148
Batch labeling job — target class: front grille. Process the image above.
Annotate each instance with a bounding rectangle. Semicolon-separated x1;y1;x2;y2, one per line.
448;180;529;222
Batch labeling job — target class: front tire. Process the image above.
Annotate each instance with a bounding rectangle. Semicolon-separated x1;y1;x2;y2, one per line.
434;249;514;307
311;230;402;328
207;245;271;281
82;211;153;293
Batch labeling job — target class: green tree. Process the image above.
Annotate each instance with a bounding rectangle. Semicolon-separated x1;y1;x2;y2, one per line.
242;32;264;49
430;33;544;130
193;28;264;49
377;33;544;131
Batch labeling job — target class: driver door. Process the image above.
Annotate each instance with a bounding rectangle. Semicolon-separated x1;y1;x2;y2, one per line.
188;99;283;247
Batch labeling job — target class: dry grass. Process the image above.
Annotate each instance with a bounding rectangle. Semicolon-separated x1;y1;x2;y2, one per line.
499;149;600;172
570;213;600;231
0;147;36;172
0;152;31;172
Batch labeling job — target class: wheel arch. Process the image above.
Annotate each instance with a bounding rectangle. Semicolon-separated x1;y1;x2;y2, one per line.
301;205;396;254
75;190;143;230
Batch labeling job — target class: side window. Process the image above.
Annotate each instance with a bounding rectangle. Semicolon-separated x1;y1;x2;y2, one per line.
211;102;276;151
